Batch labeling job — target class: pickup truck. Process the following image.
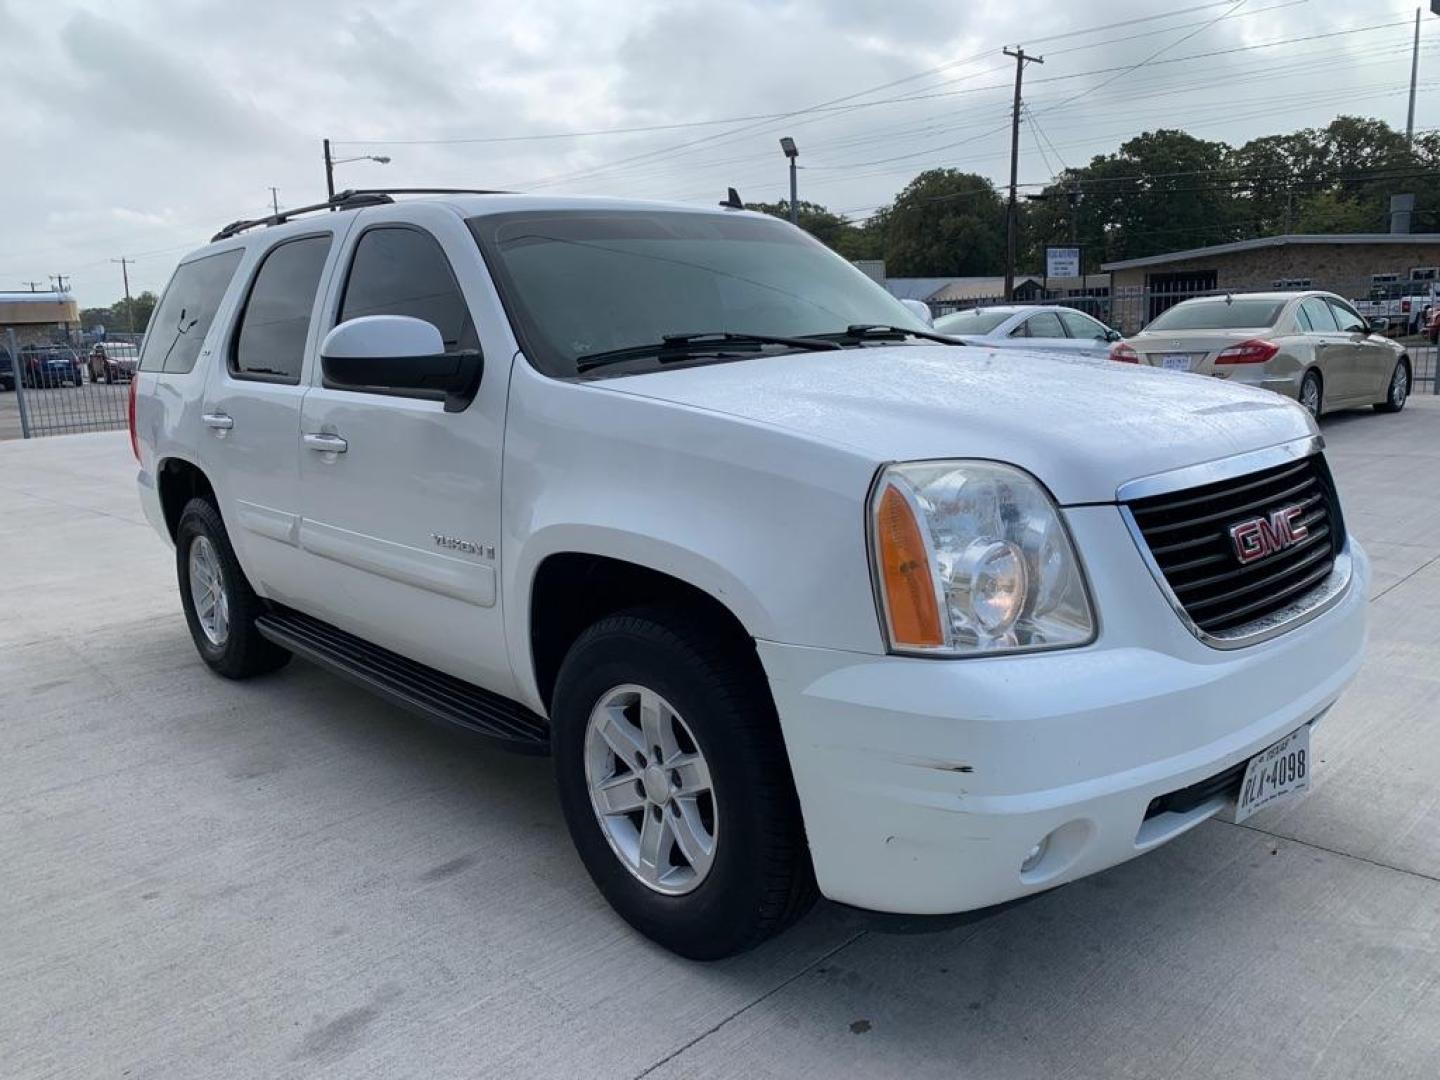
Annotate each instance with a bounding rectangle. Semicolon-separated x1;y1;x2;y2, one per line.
132;191;1368;958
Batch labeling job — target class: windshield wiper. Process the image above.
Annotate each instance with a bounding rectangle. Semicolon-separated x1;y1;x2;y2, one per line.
805;323;966;347
576;331;842;374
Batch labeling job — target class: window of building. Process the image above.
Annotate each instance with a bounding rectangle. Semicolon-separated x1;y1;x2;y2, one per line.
139;249;244;373
232;235;333;382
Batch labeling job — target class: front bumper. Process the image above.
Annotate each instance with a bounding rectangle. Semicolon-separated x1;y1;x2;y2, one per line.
760;508;1369;915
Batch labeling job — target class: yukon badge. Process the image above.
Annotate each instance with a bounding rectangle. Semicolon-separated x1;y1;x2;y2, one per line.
431;533;493;559
1228;506;1308;565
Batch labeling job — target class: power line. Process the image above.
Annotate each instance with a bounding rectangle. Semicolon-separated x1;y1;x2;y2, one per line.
331;3;1247;148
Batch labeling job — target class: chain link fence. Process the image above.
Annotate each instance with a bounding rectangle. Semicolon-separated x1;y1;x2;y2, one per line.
3;329;141;440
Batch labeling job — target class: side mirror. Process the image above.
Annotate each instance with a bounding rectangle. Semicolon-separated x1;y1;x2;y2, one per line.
899;298;934;327
1367;317;1387;333
320;315;483;413
1104;328;1123;342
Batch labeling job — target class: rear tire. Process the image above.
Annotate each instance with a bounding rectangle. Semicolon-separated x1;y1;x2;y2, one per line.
1299;370;1323;420
175;497;290;679
551;606;816;959
1374;359;1409;413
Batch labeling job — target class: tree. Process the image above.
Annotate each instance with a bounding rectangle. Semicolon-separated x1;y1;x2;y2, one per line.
743;200;883;260
878;169;1005;276
80;291;157;334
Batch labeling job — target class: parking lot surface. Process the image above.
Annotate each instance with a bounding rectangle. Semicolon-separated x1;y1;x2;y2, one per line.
3;403;1440;1079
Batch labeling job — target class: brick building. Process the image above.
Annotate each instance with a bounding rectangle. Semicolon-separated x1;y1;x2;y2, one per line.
1102;234;1440;333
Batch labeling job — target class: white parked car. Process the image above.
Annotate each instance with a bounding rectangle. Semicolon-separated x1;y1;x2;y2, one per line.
131;191;1367;958
933;304;1122;357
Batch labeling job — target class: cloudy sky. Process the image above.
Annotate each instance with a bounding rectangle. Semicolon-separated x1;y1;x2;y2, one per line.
0;0;1433;308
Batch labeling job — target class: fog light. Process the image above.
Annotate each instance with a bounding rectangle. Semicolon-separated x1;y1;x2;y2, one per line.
1020;838;1048;874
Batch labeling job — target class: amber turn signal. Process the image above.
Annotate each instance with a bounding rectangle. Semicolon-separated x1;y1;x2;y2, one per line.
875;483;944;648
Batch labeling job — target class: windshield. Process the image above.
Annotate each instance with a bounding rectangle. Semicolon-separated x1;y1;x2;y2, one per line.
933;308;1012;335
469;210;927;376
1146;299;1284;331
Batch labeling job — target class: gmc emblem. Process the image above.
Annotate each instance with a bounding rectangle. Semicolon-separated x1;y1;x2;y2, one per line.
1229;506;1308;565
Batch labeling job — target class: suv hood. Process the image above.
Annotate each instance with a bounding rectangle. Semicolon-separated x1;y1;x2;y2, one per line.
600;344;1314;504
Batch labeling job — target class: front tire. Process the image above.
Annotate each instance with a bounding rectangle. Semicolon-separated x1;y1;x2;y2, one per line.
1299;370;1323;420
175;498;290;679
1374;359;1409;413
551;607;815;959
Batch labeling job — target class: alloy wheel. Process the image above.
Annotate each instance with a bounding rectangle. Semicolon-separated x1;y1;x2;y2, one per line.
583;684;718;895
188;536;230;646
1392;363;1409;408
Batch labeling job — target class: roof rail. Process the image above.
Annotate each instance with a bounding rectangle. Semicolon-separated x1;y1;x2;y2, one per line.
210;187;512;243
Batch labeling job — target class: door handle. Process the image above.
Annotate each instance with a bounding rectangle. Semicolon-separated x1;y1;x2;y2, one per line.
202;412;234;430
303;432;348;454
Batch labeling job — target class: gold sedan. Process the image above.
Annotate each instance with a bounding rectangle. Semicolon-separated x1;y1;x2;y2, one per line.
1112;291;1411;419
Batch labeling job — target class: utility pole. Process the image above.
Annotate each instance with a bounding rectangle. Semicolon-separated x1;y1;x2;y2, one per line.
112;257;135;334
1003;47;1043;301
323;138;335;201
270;187;281;216
1408;7;1421;145
21;280;42;292
1068;179;1081;246
49;274;70;293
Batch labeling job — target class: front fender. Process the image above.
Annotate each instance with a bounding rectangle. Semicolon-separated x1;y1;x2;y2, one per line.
500;361;887;710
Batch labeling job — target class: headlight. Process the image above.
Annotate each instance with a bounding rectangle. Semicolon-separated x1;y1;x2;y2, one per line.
869;461;1095;655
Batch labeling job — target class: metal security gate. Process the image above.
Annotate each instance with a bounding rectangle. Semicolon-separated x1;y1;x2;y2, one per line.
4;328;132;439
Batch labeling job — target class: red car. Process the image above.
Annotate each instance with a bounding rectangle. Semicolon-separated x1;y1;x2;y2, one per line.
88;342;140;383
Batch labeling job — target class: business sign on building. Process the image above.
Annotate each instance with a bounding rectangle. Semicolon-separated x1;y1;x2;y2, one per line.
1046;246;1082;279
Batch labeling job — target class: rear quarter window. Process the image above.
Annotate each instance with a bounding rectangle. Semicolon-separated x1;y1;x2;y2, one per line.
139;249;244;373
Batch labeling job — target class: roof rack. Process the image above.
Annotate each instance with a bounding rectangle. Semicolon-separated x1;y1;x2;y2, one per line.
210;187;511;243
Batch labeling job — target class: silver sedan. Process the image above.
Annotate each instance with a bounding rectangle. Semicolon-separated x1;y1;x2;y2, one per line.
933;304;1123;358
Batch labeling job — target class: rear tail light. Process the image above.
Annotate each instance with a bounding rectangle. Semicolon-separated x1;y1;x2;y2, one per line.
1109;341;1140;363
1215;338;1280;365
127;376;140;461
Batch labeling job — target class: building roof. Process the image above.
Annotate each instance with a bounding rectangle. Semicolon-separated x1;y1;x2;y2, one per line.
1102;233;1440;272
0;292;78;325
885;276;1049;302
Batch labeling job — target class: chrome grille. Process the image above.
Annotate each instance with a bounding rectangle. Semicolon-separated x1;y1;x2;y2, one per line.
1125;454;1345;637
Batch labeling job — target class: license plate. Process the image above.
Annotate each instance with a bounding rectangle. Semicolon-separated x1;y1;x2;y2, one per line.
1160;353;1193;372
1234;726;1311;824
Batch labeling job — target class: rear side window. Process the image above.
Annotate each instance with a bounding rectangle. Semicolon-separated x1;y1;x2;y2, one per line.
337;227;476;351
1014;311;1065;338
232;235;333;383
1299;297;1339;333
139;249;244;373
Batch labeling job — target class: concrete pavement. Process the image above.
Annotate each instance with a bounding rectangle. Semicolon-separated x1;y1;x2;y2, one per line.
2;404;1439;1079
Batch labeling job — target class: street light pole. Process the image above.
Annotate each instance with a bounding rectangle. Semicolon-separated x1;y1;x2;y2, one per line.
779;137;799;225
323;141;390;205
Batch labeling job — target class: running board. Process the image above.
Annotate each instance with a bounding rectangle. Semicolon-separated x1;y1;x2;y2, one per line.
255;608;550;754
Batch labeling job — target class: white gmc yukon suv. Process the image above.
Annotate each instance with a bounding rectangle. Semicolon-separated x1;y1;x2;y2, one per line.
132;191;1368;958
